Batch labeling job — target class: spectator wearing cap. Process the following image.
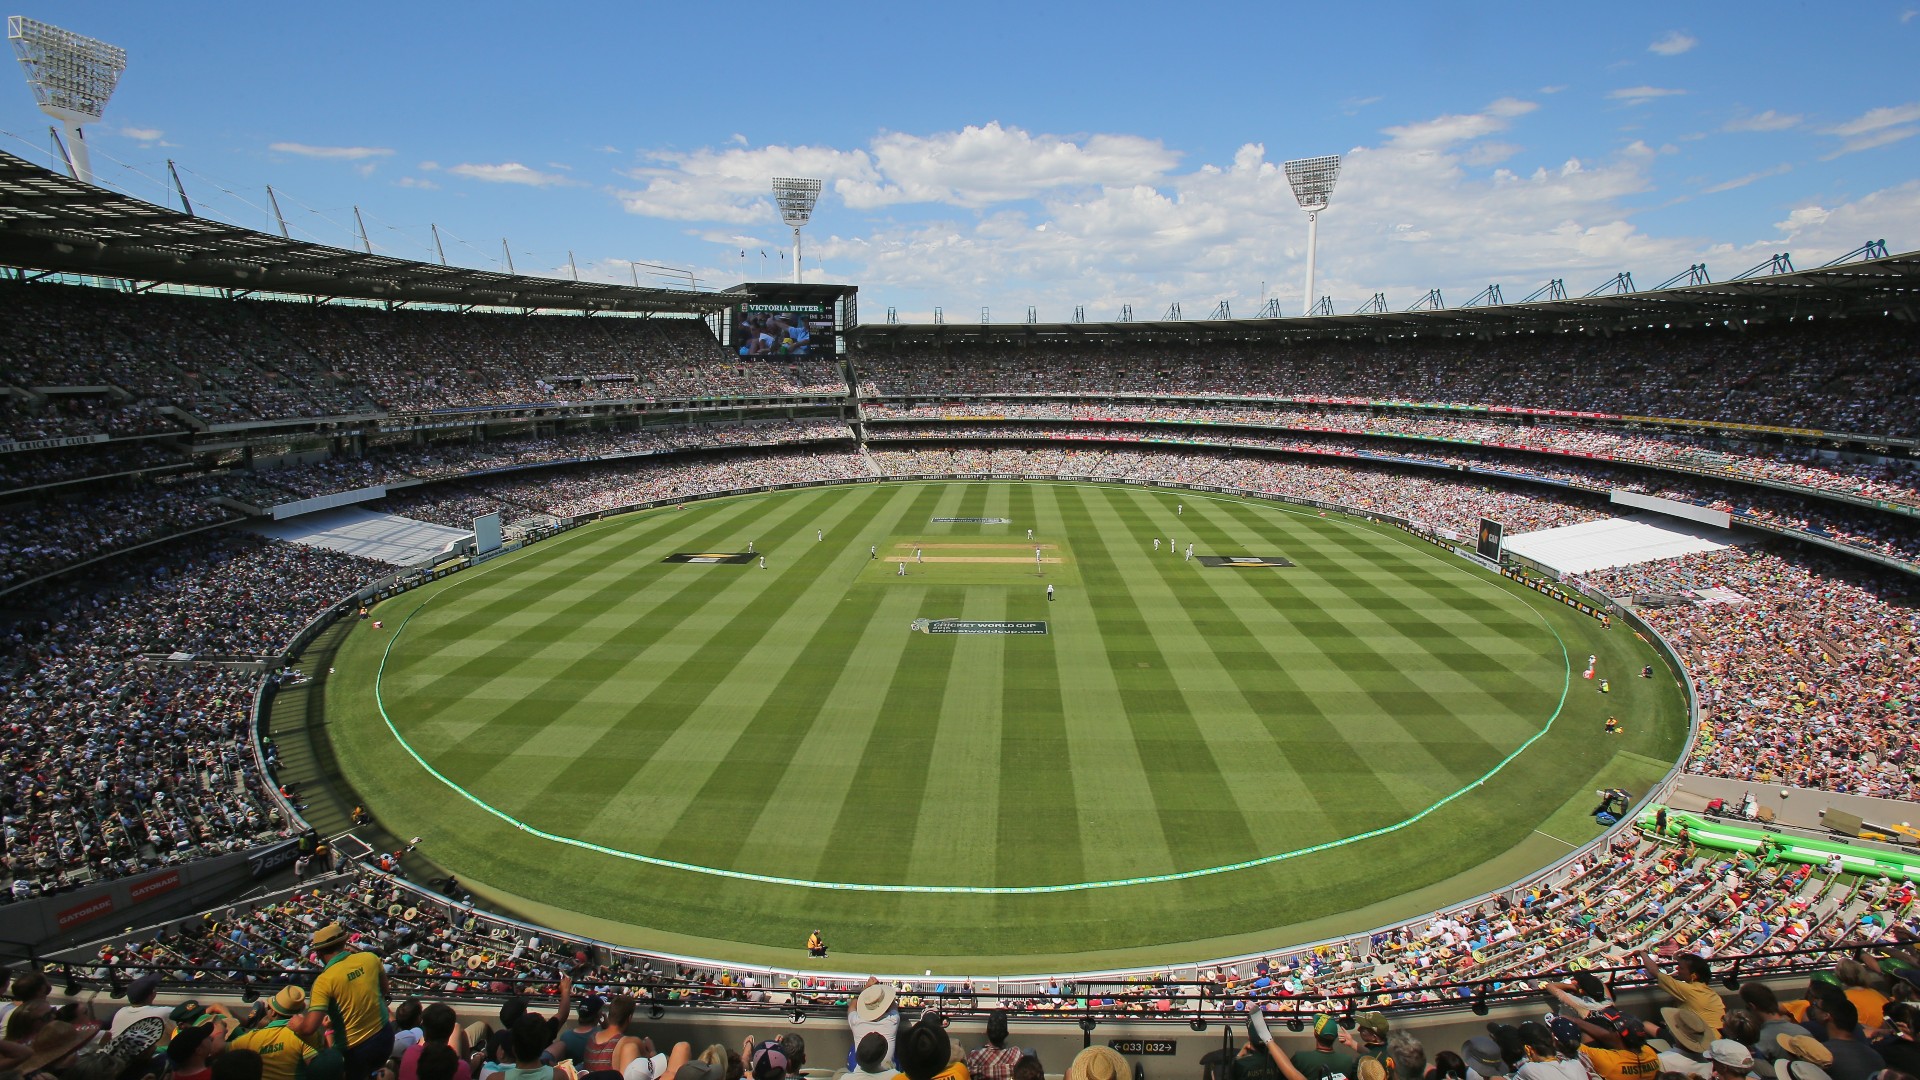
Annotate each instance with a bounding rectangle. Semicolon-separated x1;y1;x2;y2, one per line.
1803;997;1886;1080
964;1012;1020;1080
169;1018;228;1080
108;973;177;1046
400;1004;473;1080
1343;1014;1396;1076
848;980;900;1070
227;987;319;1080
1637;952;1728;1044
553;996;601;1068
294;921;395;1080
1704;1040;1758;1080
1511;1022;1584;1080
839;1034;899;1080
1569;1008;1659;1080
1291;1015;1359;1080
745;1038;795;1080
677;1058;727;1080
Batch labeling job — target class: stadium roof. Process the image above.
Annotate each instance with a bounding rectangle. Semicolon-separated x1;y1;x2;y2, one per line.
852;248;1920;344
0;151;733;313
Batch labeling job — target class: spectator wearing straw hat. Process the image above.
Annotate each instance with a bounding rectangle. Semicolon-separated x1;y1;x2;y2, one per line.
848;980;900;1068
1064;1046;1131;1080
295;921;394;1080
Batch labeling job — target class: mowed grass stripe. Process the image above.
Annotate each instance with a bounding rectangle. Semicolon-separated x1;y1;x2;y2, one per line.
900;483;1006;882
1109;489;1386;841
1054;485;1266;874
996;484;1084;885
383;497;779;775
451;485;850;815
388;501;758;698
815;583;965;884
619;485;921;868
1082;487;1348;853
715;483;958;880
1207;501;1558;741
629;484;936;868
1027;483;1176;882
438;489;846;814
1196;497;1500;801
566;484;904;850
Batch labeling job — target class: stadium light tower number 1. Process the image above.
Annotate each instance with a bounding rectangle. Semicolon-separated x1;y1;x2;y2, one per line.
1284;155;1341;316
8;16;127;187
771;176;822;285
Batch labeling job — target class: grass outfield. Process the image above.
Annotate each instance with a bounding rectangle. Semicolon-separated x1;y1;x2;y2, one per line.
324;481;1685;973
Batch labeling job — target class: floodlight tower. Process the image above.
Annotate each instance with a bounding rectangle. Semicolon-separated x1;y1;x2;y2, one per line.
8;16;126;186
771;176;822;284
1283;155;1341;316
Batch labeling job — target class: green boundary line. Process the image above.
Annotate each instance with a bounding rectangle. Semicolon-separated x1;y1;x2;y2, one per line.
368;482;1575;895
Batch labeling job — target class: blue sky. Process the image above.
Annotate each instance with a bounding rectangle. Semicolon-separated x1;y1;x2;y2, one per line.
6;2;1917;319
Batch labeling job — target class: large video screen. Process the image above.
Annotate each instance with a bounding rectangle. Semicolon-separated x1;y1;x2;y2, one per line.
1476;518;1505;562
735;303;834;357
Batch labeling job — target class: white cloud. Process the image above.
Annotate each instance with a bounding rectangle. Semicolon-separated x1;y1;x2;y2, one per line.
1821;102;1920;157
841;122;1178;209
120;126;164;142
1648;30;1698;56
446;162;575;187
395;176;439;190
1608;86;1688;105
269;142;394;160
1702;163;1791;194
1723;110;1801;133
1825;102;1920;137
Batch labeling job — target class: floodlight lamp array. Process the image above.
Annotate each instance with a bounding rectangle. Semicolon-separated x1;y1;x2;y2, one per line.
1284;154;1341;211
7;16;126;122
771;176;822;227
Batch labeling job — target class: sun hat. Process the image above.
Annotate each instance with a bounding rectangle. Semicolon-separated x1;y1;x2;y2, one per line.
1775;1062;1832;1080
311;922;346;950
19;1021;98;1074
1462;1036;1510;1077
1065;1046;1130;1080
1776;1036;1833;1067
270;985;308;1015
854;982;897;1022
1663;1008;1712;1053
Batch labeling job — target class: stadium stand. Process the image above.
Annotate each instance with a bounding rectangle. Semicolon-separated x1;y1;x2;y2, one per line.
6;201;1920;1053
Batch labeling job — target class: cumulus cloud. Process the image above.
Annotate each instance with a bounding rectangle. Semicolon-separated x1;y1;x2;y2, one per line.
1648;30;1698;56
269;142;394;160
1821;102;1920;157
446;162;576;187
119;126;164;142
842;122;1178;209
1723;110;1801;133
1608;86;1688;105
